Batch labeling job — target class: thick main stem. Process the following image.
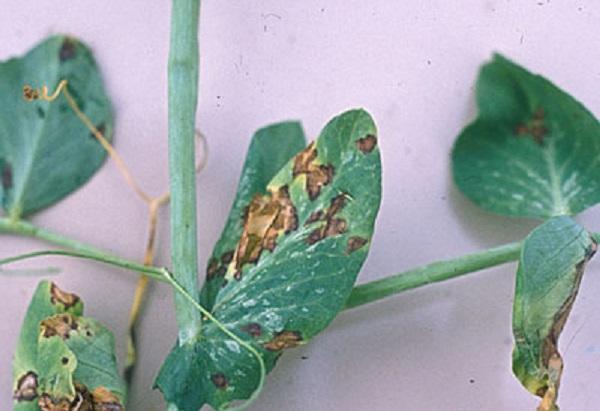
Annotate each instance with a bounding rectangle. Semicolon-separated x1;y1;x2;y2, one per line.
168;0;202;343
345;241;522;309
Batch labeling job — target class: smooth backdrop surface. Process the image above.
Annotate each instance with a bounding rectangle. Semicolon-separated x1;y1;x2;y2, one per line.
2;1;600;410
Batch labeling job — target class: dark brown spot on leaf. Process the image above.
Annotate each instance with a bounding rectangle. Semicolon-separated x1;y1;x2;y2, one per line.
14;371;38;402
38;383;94;411
346;236;368;254
306;229;324;245
2;162;13;190
324;218;347;237
61;357;69;365
233;185;298;272
59;38;77;62
241;322;262;338
40;314;78;339
38;394;71;411
91;386;124;411
356;134;378;153
23;85;39;101
305;193;348;244
50;283;80;309
292;143;334;200
211;373;229;389
326;194;346;218
264;330;303;351
206;258;219;280
513;107;548;145
220;250;234;264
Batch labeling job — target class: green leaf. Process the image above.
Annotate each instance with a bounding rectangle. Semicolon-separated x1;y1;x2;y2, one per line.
0;35;113;218
201;121;306;309
452;54;600;218
156;109;382;410
512;216;596;411
12;280;125;410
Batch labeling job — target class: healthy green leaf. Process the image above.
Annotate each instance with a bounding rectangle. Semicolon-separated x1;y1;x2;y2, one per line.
512;216;596;411
0;35;113;218
12;280;125;410
200;121;306;309
452;54;600;218
156;109;382;410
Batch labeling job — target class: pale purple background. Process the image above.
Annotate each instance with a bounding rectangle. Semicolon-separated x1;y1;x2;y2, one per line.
2;1;600;410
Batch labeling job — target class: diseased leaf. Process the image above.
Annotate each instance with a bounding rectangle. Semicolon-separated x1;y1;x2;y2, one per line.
156;109;382;410
512;216;596;411
201;121;306;308
452;54;600;218
0;35;113;218
12;280;125;410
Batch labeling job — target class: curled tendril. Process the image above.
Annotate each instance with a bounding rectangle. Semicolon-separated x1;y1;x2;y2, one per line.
23;80;68;102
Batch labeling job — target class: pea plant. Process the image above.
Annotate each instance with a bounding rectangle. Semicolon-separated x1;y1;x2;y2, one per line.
2;3;599;411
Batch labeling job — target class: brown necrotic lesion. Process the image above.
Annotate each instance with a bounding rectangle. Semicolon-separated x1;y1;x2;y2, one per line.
292;143;334;201
263;330;303;352
305;193;348;245
230;185;298;280
14;371;38;402
50;283;80;309
355;134;378;154
40;314;79;339
514;107;548;145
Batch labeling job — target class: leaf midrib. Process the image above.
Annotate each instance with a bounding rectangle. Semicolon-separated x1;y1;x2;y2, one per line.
543;138;570;216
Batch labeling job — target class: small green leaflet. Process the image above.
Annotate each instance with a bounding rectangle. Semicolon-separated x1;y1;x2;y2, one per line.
13;280;125;410
200;121;306;309
155;109;382;410
452;54;600;218
512;216;596;411
0;35;112;218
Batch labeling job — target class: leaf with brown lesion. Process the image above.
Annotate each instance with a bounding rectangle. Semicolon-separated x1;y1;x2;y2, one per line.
157;109;382;411
13;281;126;410
511;217;596;411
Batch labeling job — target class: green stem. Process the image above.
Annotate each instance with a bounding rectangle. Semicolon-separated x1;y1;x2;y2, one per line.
345;240;522;309
0;217;524;310
0;249;167;282
168;0;202;344
0;217;107;256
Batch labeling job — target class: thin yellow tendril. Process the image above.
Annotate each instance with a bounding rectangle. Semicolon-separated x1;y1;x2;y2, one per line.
24;80;152;203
